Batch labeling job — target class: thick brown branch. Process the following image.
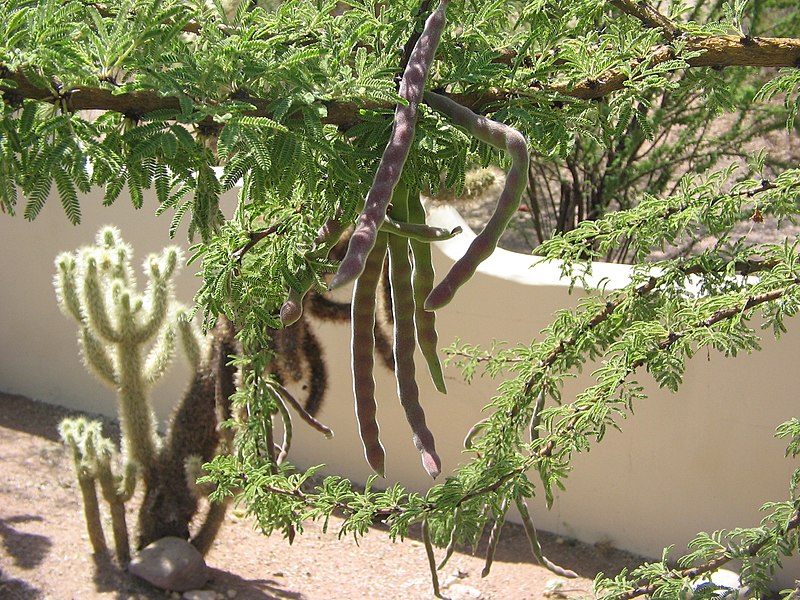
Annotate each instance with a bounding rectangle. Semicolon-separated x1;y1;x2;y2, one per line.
607;0;681;40
551;36;800;100
4;37;800;126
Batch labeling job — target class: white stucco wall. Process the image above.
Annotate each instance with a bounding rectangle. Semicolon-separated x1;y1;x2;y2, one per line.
1;192;798;588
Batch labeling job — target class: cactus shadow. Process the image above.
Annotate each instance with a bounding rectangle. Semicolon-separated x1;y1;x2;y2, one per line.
0;515;52;570
208;567;306;599
89;552;167;599
0;566;43;599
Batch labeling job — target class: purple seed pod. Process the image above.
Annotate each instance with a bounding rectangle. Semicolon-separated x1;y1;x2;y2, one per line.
270;381;334;440
351;233;390;476
422;91;529;310
388;232;441;479
329;0;450;290
279;287;305;326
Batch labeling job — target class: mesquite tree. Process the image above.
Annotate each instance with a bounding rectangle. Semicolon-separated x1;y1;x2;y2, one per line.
4;0;800;597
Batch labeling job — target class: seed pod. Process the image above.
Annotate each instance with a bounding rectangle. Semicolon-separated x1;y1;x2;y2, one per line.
388;230;441;478
407;191;447;394
272;390;293;465
330;0;450;290
481;498;508;578
463;418;489;450
351;233;390;476
421;518;443;599
437;507;460;570
380;216;462;242
423;91;530;310
516;497;577;578
279;287;306;326
270;380;334;440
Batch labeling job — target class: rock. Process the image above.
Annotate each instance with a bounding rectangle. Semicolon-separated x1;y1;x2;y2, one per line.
689;569;752;599
129;537;209;592
445;583;483;600
182;591;218;600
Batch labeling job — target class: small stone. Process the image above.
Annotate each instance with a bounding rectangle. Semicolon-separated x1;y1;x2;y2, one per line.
129;536;209;592
182;591;217;600
226;590;238;598
446;583;483;600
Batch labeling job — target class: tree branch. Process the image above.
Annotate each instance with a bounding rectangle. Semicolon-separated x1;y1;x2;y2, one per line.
3;36;799;127
607;0;681;40
615;509;800;599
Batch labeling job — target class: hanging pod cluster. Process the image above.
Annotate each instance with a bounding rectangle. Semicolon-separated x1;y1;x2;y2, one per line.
282;0;530;478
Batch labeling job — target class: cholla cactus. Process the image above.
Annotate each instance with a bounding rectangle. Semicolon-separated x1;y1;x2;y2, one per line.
59;417;135;563
54;226;181;476
56;228;239;561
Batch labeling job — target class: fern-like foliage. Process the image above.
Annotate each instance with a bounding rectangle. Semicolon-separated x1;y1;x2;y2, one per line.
4;0;800;597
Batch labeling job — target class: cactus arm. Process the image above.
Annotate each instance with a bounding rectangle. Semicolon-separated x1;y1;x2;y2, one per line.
144;318;176;384
58;418;109;557
94;445;131;565
116;339;159;471
83;256;123;343
80;326;118;386
131;249;178;344
54;253;85;322
176;309;205;369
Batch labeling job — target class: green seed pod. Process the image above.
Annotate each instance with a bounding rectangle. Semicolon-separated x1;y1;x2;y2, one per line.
516;497;577;578
407;190;447;394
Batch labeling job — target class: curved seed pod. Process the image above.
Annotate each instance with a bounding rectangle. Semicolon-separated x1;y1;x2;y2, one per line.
330;0;450;289
280;287;306;326
437;507;460;570
273;391;293;465
270;380;334;439
351;233;390;475
481;498;508;578
421;518;444;599
388;231;441;478
312;214;348;256
380;216;462;242
408;191;447;394
423;91;530;310
463;418;490;450
516;497;578;578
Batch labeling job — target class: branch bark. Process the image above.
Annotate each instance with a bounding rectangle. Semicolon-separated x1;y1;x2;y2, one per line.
3;36;799;127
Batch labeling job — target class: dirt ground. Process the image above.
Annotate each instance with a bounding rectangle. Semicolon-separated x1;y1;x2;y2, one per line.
0;392;650;600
